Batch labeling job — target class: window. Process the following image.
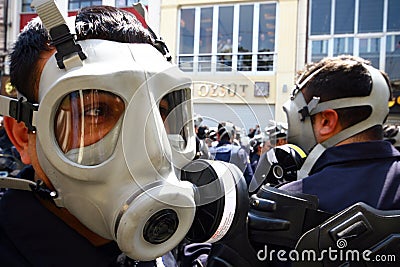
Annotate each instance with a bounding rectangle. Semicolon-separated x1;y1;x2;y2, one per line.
217;6;234;71
238;5;253;71
179;8;195;72
116;0;148;7
334;0;354;34
199;7;213;72
178;2;278;73
311;40;328;63
358;0;383;33
257;4;276;71
310;0;331;35
333;37;354;56
388;0;400;32
68;0;102;10
386;35;400;80
22;0;34;12
308;0;400;79
359;37;380;68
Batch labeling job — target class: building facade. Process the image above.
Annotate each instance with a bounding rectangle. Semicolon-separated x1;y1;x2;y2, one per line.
160;0;298;131
2;0;400;130
161;0;400;130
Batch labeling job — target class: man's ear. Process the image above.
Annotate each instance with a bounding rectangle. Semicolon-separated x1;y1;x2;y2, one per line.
3;116;31;164
317;109;340;136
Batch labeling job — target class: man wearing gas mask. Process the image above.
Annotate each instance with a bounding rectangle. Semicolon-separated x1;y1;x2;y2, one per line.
194;56;400;267
280;55;400;213
0;1;251;266
232;55;400;267
0;4;180;266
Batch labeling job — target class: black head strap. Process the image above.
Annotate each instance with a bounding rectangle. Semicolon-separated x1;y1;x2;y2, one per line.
132;2;172;62
31;0;87;69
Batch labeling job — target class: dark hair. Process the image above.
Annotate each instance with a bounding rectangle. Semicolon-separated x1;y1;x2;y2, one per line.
218;122;235;141
75;6;153;43
197;125;208;140
10;5;155;103
10;18;51;102
298;55;392;139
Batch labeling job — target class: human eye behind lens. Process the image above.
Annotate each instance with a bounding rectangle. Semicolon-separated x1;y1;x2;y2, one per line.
83;103;112;123
79;90;125;123
84;105;106;117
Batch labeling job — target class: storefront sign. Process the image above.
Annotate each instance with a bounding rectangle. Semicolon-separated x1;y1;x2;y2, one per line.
196;82;248;97
195;81;270;98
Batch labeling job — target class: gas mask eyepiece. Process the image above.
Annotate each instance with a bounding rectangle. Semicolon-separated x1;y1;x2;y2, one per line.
55;89;125;166
159;89;193;155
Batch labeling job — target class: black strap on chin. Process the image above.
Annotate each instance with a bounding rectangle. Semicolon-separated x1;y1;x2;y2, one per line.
0;177;57;200
29;180;58;200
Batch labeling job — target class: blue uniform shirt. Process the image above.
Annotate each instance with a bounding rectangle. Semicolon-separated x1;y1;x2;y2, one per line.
281;141;400;213
209;140;254;185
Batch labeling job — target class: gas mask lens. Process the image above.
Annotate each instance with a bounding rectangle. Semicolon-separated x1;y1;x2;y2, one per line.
55;89;125;166
159;89;192;151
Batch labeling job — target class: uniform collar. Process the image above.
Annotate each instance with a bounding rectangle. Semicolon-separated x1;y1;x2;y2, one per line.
311;140;400;174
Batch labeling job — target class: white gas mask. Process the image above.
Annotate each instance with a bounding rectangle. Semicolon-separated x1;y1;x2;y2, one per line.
282;67;325;153
0;0;248;261
283;63;390;178
40;41;199;260
37;38;195;254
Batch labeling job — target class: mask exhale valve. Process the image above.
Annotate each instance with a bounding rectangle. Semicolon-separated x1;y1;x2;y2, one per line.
143;209;179;244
